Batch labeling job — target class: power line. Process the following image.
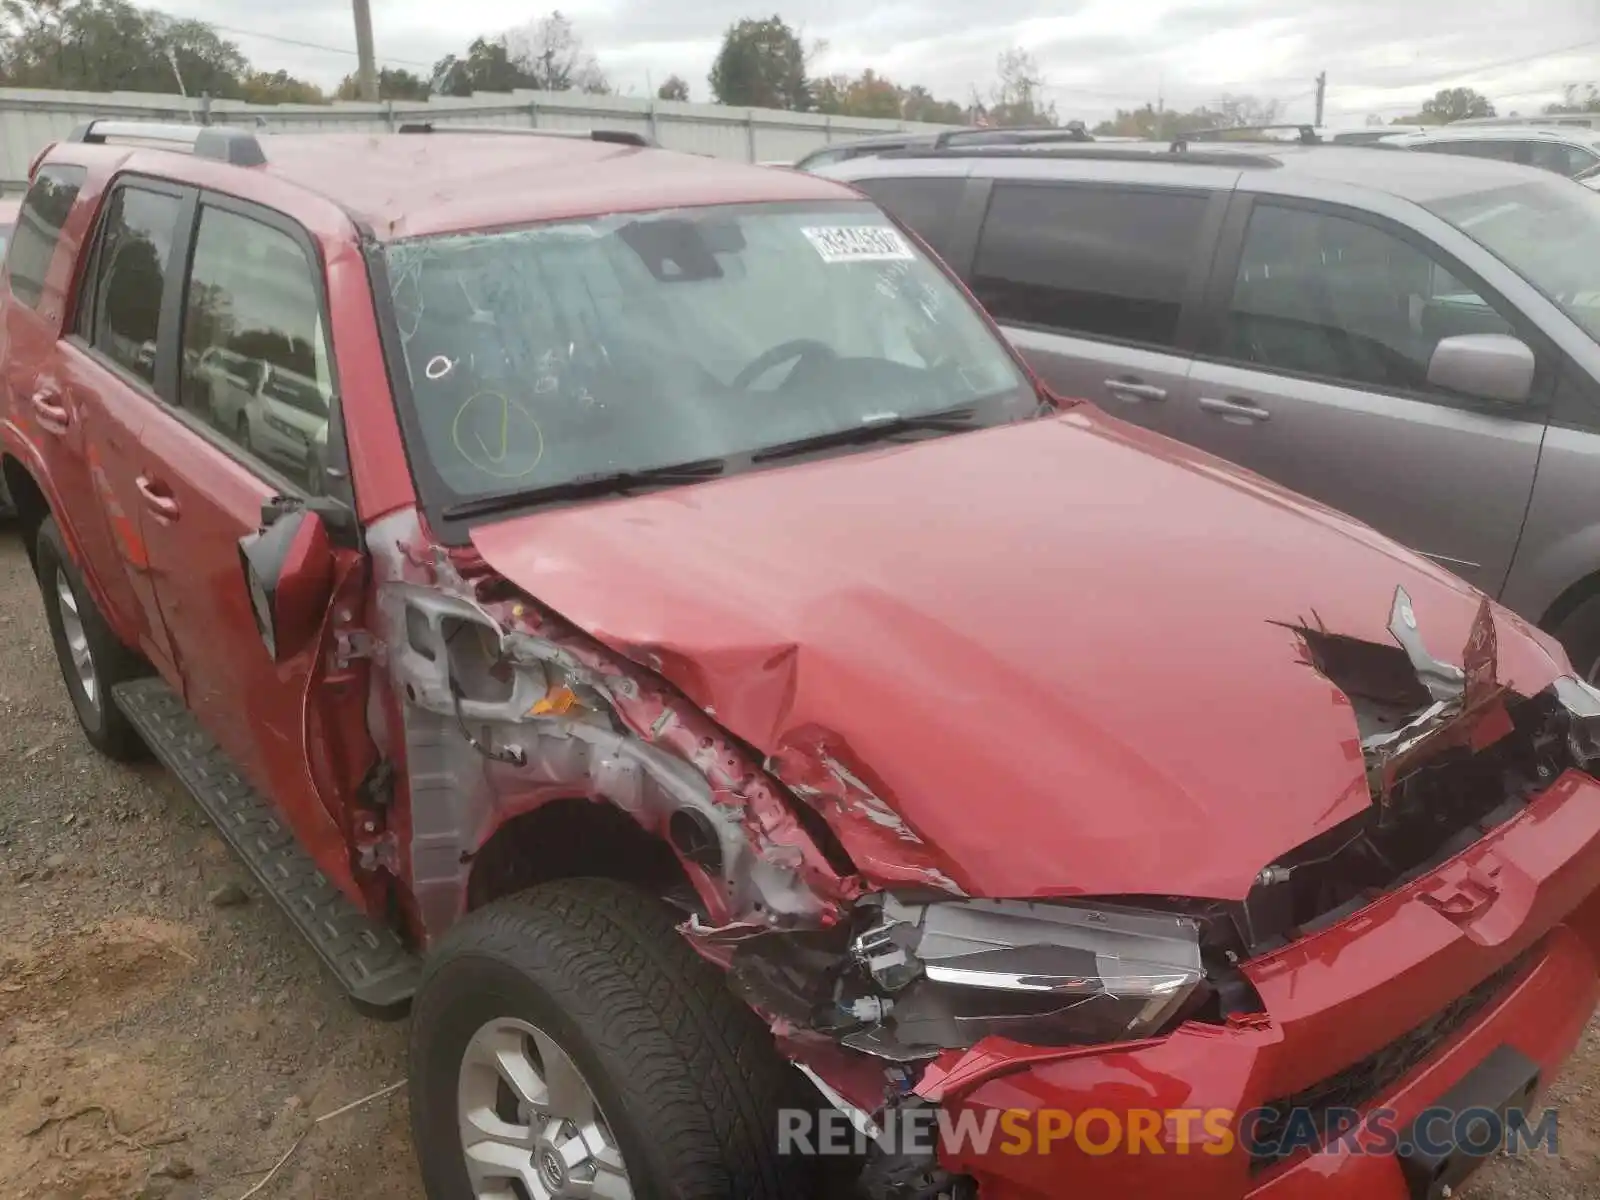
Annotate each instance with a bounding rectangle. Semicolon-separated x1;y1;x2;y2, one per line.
207;21;437;71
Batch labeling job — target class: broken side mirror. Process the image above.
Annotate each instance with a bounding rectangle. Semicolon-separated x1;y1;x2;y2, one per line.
1427;334;1535;405
237;500;335;663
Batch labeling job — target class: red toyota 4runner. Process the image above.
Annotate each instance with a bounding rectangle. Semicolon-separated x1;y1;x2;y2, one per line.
5;120;1600;1200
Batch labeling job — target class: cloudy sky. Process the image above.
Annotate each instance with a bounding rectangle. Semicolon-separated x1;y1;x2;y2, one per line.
163;0;1598;125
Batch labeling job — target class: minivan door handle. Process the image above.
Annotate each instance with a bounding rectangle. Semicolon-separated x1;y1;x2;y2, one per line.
1104;378;1167;403
1199;395;1272;424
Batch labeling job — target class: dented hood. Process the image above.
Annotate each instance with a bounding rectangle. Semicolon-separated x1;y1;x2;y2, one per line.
469;409;1567;901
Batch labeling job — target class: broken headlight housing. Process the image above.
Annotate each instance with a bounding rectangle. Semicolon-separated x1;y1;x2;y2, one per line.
843;897;1205;1059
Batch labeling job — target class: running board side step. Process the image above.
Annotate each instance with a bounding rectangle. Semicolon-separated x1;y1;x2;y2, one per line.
112;677;421;1011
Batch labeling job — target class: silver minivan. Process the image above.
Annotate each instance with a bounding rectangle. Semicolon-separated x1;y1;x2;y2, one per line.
818;144;1600;672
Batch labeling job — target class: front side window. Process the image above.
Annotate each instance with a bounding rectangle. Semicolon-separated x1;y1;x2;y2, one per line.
1427;178;1600;343
82;185;183;387
7;166;86;309
181;205;335;495
1217;202;1521;397
382;201;1032;509
970;182;1210;349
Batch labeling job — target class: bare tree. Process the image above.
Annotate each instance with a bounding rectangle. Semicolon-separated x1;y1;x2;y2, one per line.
505;10;609;94
987;49;1056;126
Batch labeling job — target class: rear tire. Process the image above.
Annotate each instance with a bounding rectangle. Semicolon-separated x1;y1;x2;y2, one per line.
409;878;815;1200
35;516;146;760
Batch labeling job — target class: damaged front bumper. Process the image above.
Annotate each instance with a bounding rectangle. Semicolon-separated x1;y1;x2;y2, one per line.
912;770;1600;1199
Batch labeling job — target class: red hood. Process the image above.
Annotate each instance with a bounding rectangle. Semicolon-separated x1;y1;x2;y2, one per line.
469;409;1566;901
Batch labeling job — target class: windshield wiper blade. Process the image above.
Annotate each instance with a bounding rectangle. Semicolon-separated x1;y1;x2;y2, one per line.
751;407;979;464
442;457;726;520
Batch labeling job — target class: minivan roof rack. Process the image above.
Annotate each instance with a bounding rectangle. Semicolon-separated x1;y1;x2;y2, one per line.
934;122;1094;149
66;119;267;166
883;144;1283;168
1175;123;1321;149
395;121;652;148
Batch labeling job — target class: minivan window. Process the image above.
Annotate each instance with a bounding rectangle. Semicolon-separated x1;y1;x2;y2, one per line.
853;177;966;259
382;201;1032;504
6;166;86;310
1428;178;1600;343
1218;202;1519;397
181;205;335;494
970;182;1209;349
1417;140;1521;163
1525;141;1600;178
81;185;183;387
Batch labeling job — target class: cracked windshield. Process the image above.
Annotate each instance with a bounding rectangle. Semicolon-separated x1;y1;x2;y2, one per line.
383;201;1032;499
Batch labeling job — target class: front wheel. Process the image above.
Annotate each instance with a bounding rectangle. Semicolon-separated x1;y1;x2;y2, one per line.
409;878;814;1200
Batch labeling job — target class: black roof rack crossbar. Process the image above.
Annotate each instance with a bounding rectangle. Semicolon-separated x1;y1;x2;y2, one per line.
396;121;652;148
1175;123;1321;150
882;145;1283;168
66;119;267;166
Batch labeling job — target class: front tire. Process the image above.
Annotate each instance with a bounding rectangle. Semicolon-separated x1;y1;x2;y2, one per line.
35;516;146;760
409;878;814;1200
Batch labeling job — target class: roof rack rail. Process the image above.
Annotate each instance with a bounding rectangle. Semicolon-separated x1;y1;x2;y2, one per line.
1174;123;1321;150
934;121;1095;149
66;119;267;166
883;144;1283;168
395;121;653;148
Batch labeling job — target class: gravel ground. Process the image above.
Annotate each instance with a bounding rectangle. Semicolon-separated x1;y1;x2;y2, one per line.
0;517;1597;1199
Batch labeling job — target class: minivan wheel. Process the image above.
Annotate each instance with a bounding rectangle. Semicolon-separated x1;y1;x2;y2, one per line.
1552;592;1600;683
34;516;146;760
410;878;814;1200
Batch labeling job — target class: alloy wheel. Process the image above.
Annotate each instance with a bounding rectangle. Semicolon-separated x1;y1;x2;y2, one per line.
457;1017;633;1200
54;567;98;711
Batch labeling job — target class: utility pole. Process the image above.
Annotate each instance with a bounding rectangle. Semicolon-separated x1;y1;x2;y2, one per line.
352;0;379;103
1314;71;1326;127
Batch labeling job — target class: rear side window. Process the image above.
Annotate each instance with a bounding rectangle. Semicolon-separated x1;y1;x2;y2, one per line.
853;177;966;259
78;185;184;387
6;165;86;309
971;182;1209;348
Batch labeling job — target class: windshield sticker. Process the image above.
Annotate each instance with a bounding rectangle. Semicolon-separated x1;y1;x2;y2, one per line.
802;225;915;264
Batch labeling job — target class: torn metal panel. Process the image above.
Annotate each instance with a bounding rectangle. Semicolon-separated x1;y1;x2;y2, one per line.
363;508;858;941
769;732;967;898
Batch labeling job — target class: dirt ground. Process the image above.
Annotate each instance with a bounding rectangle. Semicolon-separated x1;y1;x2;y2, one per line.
0;519;1598;1200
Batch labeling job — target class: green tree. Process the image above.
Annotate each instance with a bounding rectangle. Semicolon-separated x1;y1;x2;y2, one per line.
657;73;689;101
0;0;249;96
814;69;903;118
430;38;533;96
900;85;964;125
1416;86;1496;123
709;15;810;110
337;66;432;101
241;69;324;105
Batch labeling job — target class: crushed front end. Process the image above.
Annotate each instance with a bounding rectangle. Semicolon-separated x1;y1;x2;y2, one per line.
366;508;1600;1199
695;588;1600;1198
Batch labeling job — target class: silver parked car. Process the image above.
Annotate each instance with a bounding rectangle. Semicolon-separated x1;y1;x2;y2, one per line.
818;143;1600;672
1382;124;1600;186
